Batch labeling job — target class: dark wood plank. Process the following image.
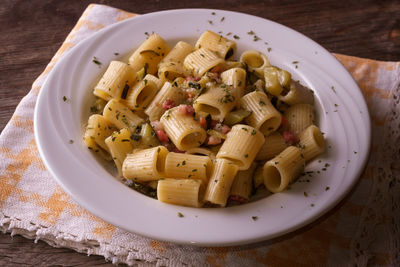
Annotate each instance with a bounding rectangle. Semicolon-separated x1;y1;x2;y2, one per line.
0;0;399;265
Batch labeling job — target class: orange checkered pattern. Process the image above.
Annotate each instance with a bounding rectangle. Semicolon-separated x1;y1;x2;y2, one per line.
1;4;399;266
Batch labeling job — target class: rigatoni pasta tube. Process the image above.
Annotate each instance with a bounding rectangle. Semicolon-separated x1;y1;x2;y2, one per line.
256;132;288;161
216;124;265;170
93;61;137;101
240;50;270;77
142;74;163;90
184;48;224;77
122;146;168;182
103;99;144;131
220;67;246;105
204;159;239;207
164;152;212;183
240;91;282;136
158;41;194;81
128;33;170;74
298;125;325;162
284;103;315;136
279;80;314;105
83;135;112;161
105;129;133;176
157;179;204;208
122;78;158;110
230;163;256;201
193;84;237;120
263;146;305;193
195;30;236;60
84;114;115;152
160;106;207;151
144;81;185;121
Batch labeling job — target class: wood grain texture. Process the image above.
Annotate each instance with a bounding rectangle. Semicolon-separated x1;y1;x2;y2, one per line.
0;0;399;265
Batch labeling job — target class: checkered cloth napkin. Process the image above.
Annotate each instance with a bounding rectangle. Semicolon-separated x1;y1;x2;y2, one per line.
1;4;399;266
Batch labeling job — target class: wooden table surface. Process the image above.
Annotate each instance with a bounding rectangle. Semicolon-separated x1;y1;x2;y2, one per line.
1;0;399;265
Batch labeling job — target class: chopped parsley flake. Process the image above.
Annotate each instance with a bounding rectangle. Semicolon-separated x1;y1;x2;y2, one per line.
252;216;258;221
304;192;308;197
69;139;74;144
233;35;240;39
92;56;102;66
177;212;184;218
63;96;67;102
251;129;257;135
325;186;330;191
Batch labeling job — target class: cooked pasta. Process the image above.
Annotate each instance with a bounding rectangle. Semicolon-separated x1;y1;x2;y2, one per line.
105;128;133;176
122;146;168;182
103;99;144;131
158;41;194;82
144;81;185;121
184;48;225;77
240;50;270;78
158;178;204;208
216;124;265;170
195;30;236;60
164;152;212;183
84;30;326;208
160;106;207;151
128;33;170;74
203;158;239;207
284;103;315;136
240;91;282;136
193;84;238;120
93;61;137;101
298;125;325;162
263;146;305;193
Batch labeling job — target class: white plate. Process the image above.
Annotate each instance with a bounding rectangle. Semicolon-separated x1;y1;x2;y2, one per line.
34;9;371;246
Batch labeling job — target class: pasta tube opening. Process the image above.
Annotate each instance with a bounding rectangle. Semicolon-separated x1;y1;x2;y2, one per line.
259;116;282;134
195;103;221;117
263;164;282;192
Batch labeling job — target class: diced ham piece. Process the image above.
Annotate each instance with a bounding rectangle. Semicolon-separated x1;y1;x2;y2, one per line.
162;99;175;110
229;195;247;204
210;120;219;128
199;116;207;129
221;124;231;134
283;130;299;145
162;142;184;153
150;121;163;131
177;104;195;116
156;130;169;143
207;135;222;145
186;76;201;82
280;116;287;128
213;123;231;134
210;65;224;74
